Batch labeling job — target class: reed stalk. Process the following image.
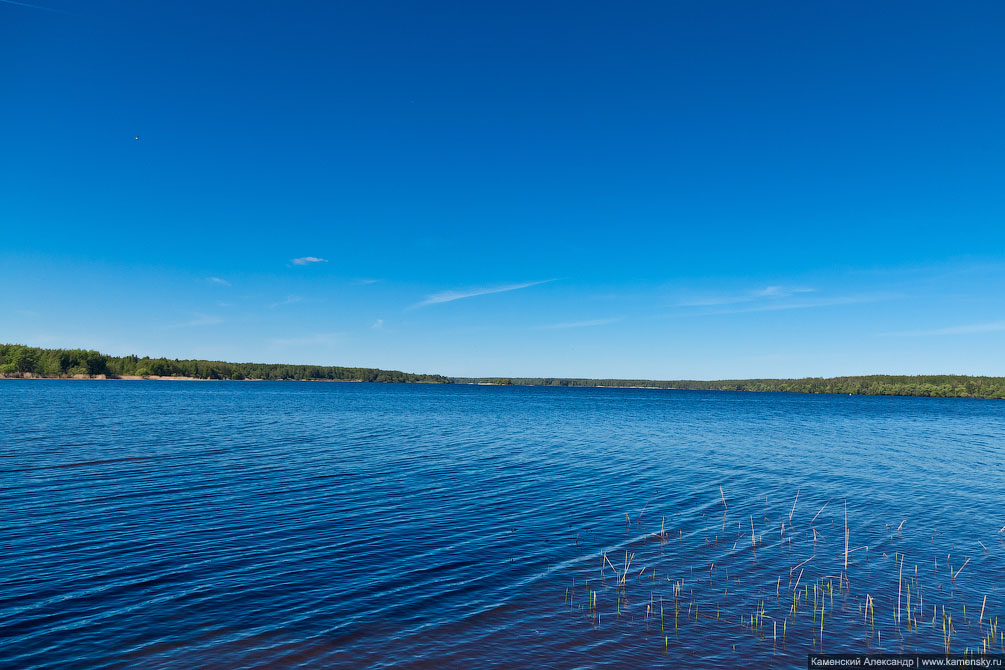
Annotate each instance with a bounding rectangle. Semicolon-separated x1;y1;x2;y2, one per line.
844;502;849;572
953;557;970;581
791;555;813;575
604;553;618;579
811;498;832;525
897;554;903;625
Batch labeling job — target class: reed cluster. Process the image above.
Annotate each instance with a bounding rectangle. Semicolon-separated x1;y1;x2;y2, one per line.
560;487;998;659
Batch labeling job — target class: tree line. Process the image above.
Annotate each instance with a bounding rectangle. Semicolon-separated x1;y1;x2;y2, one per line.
4;343;1004;398
450;375;1005;399
0;344;449;383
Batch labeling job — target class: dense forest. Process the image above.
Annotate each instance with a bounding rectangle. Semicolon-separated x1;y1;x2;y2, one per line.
0;344;449;383
451;375;1005;399
4;343;1004;398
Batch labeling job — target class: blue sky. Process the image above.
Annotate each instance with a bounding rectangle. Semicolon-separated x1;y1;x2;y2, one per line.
3;1;1005;378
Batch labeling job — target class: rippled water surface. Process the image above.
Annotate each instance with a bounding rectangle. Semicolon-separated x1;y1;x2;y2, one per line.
3;381;1005;668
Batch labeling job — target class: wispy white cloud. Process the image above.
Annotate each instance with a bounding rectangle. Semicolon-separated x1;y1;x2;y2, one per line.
291;256;328;266
270;295;304;308
880;320;1005;337
540;317;622;329
678;286;815;307
673;282;896;316
371;319;384;329
753;286;811;298
411;279;554;308
704;294;894;315
355;278;379;285
208;277;231;286
169;313;224;328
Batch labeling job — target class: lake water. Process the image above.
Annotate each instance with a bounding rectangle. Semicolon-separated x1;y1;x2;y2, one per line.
2;381;1005;668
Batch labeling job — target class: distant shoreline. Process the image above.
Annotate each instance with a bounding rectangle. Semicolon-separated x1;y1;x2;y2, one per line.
449;376;1005;399
0;344;449;384
0;374;451;383
5;375;1001;401
0;374;369;382
3;344;1004;399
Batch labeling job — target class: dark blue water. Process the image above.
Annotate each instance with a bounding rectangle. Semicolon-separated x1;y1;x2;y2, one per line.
2;381;1004;668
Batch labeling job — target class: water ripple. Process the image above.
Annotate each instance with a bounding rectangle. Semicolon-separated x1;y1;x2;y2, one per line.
1;381;1004;668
